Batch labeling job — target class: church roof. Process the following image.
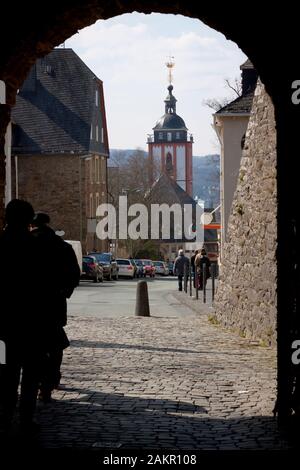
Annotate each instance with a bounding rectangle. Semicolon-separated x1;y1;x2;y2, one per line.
146;173;196;207
153;113;187;130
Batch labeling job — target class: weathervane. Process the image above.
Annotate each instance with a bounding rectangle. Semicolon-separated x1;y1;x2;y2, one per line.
165;56;175;85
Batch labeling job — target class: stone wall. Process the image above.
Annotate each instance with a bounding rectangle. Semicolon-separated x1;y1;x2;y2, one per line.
213;81;277;346
14;154;84;241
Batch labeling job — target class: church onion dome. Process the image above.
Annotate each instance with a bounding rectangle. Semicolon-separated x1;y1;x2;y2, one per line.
153;113;187;130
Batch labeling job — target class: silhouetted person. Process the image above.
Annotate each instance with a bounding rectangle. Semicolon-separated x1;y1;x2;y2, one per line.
31;212;80;402
195;248;211;290
173;249;190;291
0;199;44;435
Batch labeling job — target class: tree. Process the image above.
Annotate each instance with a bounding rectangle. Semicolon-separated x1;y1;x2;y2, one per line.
203;77;242;111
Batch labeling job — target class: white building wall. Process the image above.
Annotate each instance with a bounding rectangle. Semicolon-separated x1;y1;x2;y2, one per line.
176;145;186;191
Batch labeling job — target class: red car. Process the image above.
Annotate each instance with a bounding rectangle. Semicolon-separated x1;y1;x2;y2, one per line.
141;259;155;277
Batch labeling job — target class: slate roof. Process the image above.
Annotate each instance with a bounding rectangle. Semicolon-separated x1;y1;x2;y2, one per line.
153;113;187;130
12;48;108;156
216;90;254;115
145;174;197;242
147;173;196;207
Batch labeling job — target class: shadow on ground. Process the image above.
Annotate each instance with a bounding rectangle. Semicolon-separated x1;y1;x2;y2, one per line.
4;384;293;451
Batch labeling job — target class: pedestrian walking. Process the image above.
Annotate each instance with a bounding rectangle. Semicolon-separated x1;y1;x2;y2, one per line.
195;248;211;290
173;249;190;291
0;200;46;435
31;212;80;402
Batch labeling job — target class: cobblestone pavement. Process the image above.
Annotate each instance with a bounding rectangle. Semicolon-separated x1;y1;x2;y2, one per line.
33;297;288;450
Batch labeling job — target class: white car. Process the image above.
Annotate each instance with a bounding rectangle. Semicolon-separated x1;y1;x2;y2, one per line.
116;258;135;278
153;260;168;276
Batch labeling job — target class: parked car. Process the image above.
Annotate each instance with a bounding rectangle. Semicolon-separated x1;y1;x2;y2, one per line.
81;255;104;283
153;260;168;275
88;252;119;280
141;259;155;277
116;258;135;278
133;259;144;278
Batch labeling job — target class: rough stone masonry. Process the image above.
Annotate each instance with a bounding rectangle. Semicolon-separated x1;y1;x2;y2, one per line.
213;81;277;346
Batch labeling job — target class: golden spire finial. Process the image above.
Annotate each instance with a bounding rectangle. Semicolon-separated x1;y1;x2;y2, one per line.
165;56;175;85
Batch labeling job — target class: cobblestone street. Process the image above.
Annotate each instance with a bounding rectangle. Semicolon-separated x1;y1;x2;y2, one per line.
33;288;288;450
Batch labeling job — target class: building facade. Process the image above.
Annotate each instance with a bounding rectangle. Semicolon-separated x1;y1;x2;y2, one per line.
213;60;258;257
148;84;193;196
11;48;110;253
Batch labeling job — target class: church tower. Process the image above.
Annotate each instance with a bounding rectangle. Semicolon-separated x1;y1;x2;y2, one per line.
148;59;193;196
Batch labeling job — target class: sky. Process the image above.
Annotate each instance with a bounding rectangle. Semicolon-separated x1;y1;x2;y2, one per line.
66;13;247;156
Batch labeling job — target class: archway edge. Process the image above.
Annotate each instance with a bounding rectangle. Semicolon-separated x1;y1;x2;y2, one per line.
0;1;279;105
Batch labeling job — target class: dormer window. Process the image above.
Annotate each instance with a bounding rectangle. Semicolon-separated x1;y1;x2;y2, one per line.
96;126;99;142
167;132;172;142
176;132;180;139
158;132;163;140
90;126;93;140
95;89;99;106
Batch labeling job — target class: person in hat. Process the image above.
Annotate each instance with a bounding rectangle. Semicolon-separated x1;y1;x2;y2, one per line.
0;199;45;434
31;212;80;402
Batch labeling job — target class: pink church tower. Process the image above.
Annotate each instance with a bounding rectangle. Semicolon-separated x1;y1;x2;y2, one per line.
148;59;193;196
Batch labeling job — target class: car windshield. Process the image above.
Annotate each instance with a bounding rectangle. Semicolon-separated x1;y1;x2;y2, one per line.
154;262;163;266
117;259;130;265
90;253;111;263
142;260;151;265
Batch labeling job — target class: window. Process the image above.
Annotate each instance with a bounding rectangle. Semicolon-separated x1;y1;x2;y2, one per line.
176;132;180;139
95;89;99;106
90;158;93;183
167;132;172;141
158;132;163;140
101;128;104;143
90;125;93;140
90;193;94;218
95;193;99;213
95;157;100;183
166;152;173;174
96;126;99;142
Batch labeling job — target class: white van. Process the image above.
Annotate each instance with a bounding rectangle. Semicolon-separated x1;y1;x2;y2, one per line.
65;240;83;273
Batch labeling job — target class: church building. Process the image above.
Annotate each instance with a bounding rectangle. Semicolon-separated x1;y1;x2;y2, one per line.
148;60;194;196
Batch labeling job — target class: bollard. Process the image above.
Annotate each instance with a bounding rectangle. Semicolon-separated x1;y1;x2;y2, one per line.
135;280;150;317
211;263;215;303
195;269;199;300
189;263;192;297
203;263;206;303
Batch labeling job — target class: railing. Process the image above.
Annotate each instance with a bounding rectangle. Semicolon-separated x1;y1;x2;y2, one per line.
183;262;217;304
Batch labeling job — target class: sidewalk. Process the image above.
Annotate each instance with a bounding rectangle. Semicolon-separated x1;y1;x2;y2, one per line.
29;300;289;450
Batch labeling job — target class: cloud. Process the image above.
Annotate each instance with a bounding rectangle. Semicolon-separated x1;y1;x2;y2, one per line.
67;13;247;155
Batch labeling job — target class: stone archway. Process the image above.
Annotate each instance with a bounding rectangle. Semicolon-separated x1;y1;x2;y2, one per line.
0;1;298;425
